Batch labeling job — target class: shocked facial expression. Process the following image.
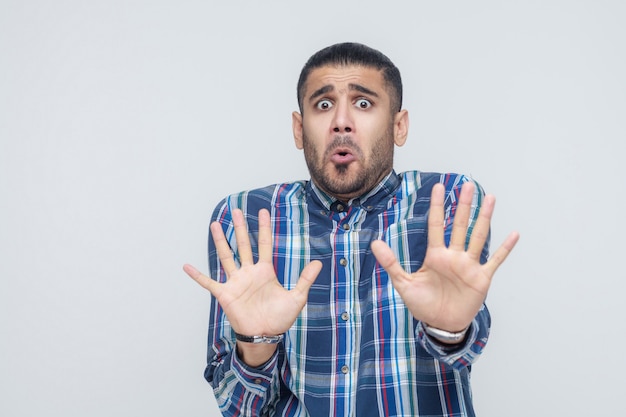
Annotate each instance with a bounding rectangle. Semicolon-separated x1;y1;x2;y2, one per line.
293;65;408;202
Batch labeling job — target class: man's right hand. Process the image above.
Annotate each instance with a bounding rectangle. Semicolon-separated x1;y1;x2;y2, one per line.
183;208;322;367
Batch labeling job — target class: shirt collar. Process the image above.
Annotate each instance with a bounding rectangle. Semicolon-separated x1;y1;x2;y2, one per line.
306;170;401;213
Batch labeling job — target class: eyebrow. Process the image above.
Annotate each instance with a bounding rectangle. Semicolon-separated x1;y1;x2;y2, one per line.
308;83;380;103
350;83;379;98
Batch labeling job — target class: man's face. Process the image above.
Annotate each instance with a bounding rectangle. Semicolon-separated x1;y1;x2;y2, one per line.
292;65;408;202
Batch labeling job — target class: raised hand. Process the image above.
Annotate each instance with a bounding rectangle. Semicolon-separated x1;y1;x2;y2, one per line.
183;208;322;365
371;182;519;333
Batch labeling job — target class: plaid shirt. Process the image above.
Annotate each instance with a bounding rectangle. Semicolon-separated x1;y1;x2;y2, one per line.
206;170;491;417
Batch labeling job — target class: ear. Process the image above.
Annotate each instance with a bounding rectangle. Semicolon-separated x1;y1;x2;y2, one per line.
393;110;409;147
292;111;304;150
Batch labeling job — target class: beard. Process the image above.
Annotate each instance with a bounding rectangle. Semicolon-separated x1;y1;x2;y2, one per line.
302;125;395;200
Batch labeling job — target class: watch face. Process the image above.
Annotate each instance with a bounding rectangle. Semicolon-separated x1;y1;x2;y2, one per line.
260;335;284;344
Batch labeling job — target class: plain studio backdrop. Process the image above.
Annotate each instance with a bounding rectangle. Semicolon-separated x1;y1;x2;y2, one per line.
1;1;624;416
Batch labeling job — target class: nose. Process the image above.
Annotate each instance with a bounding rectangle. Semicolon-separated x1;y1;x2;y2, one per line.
331;100;353;134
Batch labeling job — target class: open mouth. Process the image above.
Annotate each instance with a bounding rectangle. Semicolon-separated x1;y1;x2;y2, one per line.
330;148;356;164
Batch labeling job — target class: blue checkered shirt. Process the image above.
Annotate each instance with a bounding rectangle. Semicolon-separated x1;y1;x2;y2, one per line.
205;170;491;417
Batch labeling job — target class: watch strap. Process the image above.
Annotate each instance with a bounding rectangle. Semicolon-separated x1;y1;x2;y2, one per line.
423;323;469;344
234;332;284;344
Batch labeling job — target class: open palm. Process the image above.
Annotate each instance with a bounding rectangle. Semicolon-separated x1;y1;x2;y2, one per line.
183;208;322;337
371;182;519;332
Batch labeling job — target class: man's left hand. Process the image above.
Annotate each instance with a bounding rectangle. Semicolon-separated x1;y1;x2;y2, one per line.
371;182;519;333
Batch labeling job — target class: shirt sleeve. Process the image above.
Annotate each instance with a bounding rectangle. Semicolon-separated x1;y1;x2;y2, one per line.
415;304;491;371
204;197;283;416
206;336;282;415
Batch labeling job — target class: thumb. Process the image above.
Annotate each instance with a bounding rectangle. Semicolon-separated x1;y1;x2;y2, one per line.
182;264;221;297
293;260;322;300
371;240;407;278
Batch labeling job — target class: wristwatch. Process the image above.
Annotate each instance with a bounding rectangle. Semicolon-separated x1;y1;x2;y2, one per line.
234;332;284;344
423;323;469;344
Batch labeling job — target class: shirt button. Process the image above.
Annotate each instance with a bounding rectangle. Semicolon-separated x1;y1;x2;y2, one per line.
341;365;349;374
254;378;262;384
342;223;350;231
336;204;345;212
339;258;347;267
341;312;349;321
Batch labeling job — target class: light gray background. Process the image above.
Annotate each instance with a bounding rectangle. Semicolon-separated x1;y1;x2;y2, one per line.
2;1;624;416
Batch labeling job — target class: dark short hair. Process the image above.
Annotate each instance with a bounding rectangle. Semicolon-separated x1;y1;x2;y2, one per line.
297;42;403;114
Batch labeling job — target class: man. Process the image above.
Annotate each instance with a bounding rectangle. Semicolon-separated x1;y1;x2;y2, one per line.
184;42;519;416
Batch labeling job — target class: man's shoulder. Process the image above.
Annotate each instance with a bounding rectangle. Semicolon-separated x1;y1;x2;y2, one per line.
233;180;308;202
397;171;485;204
398;170;469;190
211;180;308;220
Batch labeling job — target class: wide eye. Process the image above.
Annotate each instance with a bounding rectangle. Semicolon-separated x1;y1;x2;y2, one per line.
355;98;372;109
316;99;333;110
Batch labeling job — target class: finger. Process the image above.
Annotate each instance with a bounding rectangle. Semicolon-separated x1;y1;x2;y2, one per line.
257;209;273;262
292;260;323;303
232;209;253;266
427;183;446;249
483;231;520;277
371;240;410;286
466;194;495;260
449;182;475;251
182;264;222;297
210;221;237;275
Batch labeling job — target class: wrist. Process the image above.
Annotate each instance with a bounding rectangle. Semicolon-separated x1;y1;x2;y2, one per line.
236;341;278;368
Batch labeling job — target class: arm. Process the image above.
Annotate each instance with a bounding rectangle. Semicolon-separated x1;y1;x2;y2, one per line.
184;205;322;415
